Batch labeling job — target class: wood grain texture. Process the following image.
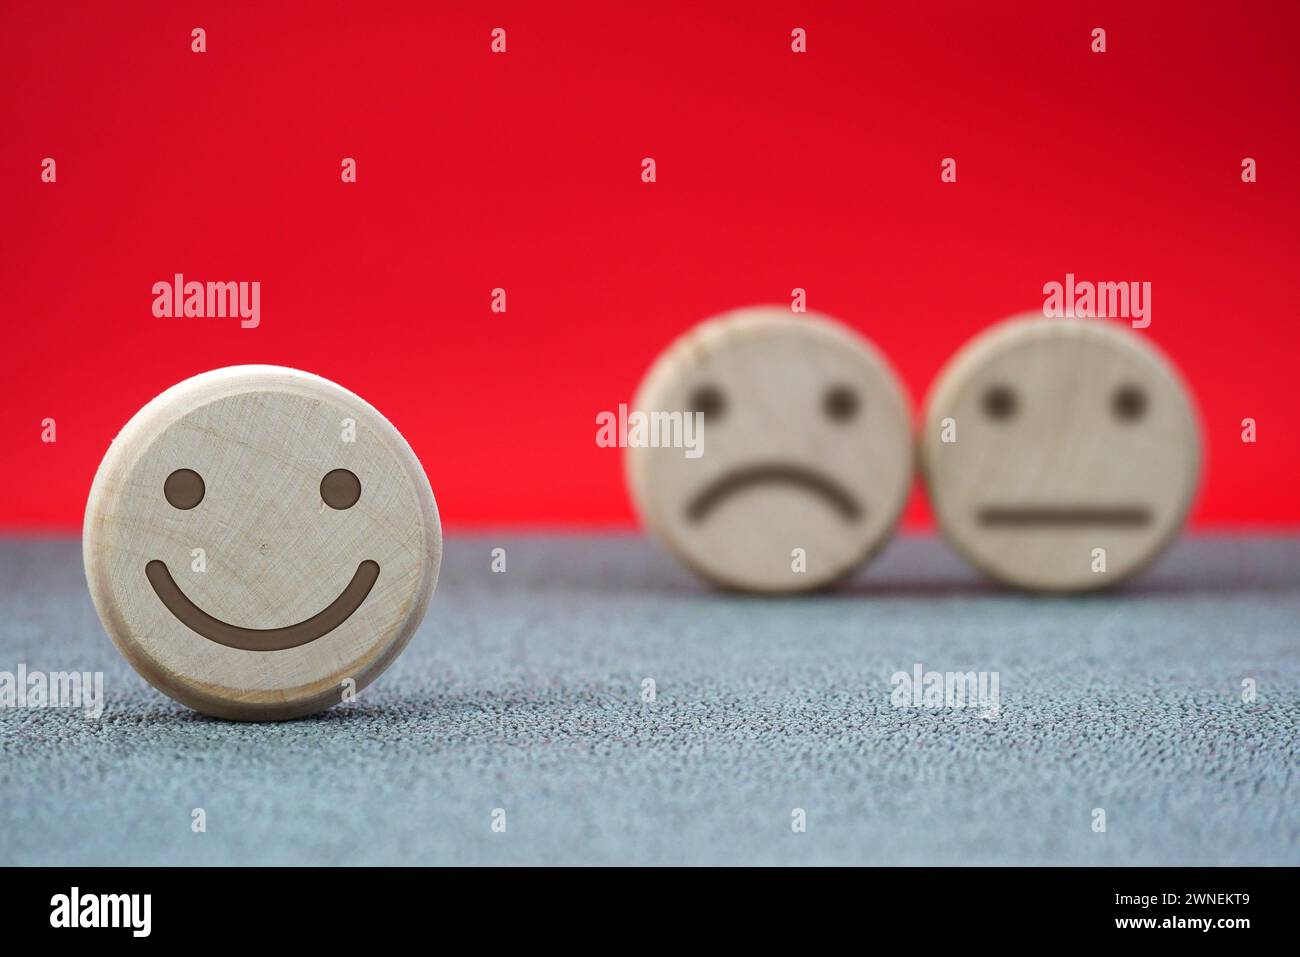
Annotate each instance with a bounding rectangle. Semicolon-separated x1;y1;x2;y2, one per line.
626;307;914;592
83;366;441;720
920;315;1201;592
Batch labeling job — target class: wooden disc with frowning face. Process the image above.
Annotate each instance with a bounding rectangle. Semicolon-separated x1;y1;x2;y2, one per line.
83;366;441;720
626;307;914;592
920;315;1201;591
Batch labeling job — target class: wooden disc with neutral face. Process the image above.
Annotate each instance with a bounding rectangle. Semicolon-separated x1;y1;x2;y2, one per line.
921;316;1201;592
83;366;441;720
626;307;914;592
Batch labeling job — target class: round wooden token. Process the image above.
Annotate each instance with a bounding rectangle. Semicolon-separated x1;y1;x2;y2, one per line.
83;366;441;720
626;307;914;592
920;315;1201;591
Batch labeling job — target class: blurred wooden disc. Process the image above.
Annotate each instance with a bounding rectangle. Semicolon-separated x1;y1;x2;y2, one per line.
627;307;914;592
920;316;1201;591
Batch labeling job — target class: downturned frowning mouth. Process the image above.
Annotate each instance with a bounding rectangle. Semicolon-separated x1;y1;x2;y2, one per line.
685;463;863;524
145;559;380;652
977;506;1152;528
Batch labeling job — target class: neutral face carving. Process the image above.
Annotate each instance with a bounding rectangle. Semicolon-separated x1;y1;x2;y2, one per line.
921;316;1201;591
83;366;441;720
627;308;914;592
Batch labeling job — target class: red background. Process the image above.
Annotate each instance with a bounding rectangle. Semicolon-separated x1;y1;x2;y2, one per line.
3;1;1297;532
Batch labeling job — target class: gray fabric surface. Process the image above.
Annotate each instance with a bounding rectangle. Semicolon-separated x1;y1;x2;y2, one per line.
0;534;1296;866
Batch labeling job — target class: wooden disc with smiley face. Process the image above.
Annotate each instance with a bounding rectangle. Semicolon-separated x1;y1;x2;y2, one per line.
920;315;1201;592
626;307;914;592
84;366;441;720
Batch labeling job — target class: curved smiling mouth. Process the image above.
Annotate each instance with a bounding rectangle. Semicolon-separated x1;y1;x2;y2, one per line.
145;559;380;652
685;463;863;524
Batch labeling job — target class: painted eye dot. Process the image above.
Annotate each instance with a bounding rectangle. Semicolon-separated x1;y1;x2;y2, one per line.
822;384;860;422
689;384;726;421
320;469;361;510
981;384;1018;421
1112;384;1147;422
163;469;205;510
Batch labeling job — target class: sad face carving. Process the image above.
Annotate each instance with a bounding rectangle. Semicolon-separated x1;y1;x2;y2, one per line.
626;308;914;592
83;366;441;720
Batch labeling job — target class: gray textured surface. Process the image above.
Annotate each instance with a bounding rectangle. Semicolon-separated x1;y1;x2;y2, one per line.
0;534;1297;866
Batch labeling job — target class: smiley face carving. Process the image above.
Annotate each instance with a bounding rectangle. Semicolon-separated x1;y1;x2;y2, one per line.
626;308;913;592
144;466;379;652
84;366;441;720
921;315;1201;591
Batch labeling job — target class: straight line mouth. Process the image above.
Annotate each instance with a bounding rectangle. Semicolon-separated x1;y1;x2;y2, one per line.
977;506;1152;528
685;463;863;524
145;559;379;652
